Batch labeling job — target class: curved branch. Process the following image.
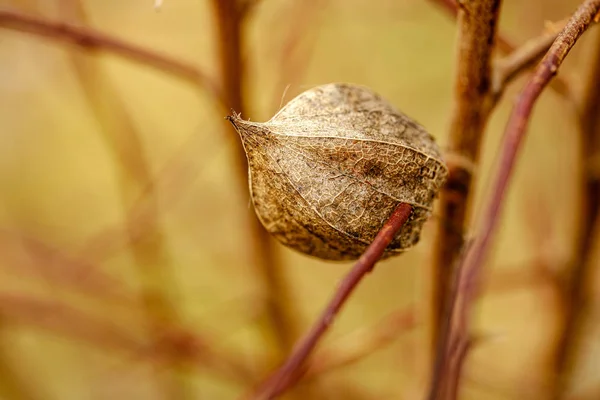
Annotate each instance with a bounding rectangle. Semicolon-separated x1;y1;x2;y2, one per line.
492;20;566;97
0;8;224;105
246;203;413;400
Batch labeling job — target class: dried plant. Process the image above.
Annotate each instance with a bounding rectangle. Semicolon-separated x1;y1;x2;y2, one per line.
229;83;446;260
0;0;600;399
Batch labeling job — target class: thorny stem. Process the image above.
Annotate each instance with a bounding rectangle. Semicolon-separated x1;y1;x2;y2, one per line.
248;203;413;400
0;8;224;104
428;0;502;379
552;26;600;399
428;1;600;399
209;0;299;362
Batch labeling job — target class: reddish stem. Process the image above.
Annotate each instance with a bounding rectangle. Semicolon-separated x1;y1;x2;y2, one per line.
249;203;413;399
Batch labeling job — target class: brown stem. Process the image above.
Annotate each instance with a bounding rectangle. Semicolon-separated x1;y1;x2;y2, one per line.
0;8;224;104
247;203;413;400
209;0;299;361
428;2;600;399
428;0;511;52
551;26;600;399
483;260;558;294
428;0;502;379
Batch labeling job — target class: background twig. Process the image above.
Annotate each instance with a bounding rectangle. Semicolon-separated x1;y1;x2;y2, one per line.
0;8;223;104
249;203;413;400
492;19;567;98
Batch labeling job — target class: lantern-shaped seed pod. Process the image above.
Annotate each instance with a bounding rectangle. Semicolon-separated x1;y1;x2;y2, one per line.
228;83;447;261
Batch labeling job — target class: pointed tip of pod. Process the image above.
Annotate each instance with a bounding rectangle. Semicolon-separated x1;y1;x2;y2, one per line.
226;111;266;134
225;110;242;130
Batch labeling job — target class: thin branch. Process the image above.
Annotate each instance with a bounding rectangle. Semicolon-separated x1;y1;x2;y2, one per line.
0;8;224;104
302;307;416;381
428;0;502;377
0;9;233;301
428;2;600;399
247;203;413;400
492;19;567;97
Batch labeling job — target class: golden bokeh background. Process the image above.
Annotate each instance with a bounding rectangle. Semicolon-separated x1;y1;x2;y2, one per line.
1;0;599;399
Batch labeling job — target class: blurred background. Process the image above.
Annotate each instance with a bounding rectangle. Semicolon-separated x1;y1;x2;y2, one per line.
0;0;599;399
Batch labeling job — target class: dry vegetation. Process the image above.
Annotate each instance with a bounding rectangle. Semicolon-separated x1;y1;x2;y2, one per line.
1;0;600;399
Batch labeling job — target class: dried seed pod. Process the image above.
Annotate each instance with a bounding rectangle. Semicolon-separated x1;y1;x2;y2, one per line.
228;83;447;261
